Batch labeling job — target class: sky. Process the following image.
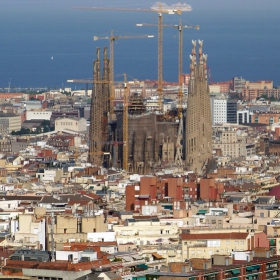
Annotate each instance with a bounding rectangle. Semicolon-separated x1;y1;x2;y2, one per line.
1;0;280;11
0;0;280;88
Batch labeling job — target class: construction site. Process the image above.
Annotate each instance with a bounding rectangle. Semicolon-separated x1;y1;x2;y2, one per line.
85;3;212;174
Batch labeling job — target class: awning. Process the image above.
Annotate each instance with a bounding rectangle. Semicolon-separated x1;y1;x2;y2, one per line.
152;252;164;259
270;239;275;245
163;205;173;210
197;209;207;215
246;266;254;271
137;264;148;270
231;268;240;275
138;195;150;199
169;238;179;242
246;264;260;271
204;273;217;277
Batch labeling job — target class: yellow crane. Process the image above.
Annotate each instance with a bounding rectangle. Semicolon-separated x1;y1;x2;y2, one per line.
137;20;199;117
73;2;190;112
93;31;154;117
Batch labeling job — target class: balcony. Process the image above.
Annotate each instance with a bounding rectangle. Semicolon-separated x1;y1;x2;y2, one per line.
188;242;207;248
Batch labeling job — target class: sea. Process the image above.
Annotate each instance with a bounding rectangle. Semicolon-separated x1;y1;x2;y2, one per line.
0;0;280;90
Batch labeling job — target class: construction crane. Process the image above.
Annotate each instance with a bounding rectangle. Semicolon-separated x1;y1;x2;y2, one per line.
137;19;199;117
122;74;129;171
93;31;154;117
73;2;191;112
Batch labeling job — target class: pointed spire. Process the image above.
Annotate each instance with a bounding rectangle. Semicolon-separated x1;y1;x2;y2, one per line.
198;40;203;65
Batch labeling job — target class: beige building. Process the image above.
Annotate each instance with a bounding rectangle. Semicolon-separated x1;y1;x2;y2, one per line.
113;218;180;247
244;80;273;90
46;214;107;250
0;113;21;134
3;208;46;250
55;117;87;133
181;230;251;260
213;129;243;158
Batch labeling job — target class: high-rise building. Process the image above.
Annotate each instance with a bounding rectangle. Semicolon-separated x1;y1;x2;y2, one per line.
185;40;212;173
210;97;227;125
226;99;237;123
233;76;246;93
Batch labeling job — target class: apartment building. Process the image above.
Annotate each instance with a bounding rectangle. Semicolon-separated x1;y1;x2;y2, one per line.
181;229;268;260
13;209;46;250
0;113;21;133
126;176;184;211
213;128;243;158
210;97;227;124
252;112;280;125
113;217;180;247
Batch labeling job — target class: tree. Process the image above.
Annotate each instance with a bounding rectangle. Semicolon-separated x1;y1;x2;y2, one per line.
11;128;31;135
41;120;51;132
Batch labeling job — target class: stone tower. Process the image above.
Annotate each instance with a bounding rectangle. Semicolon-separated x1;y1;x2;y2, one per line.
185;40;212;173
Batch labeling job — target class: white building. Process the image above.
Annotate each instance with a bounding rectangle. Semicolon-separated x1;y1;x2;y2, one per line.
211;98;227;124
237;109;253;124
87;232;116;242
56;250;97;264
26;110;52;121
55;117;87;133
36;168;63;182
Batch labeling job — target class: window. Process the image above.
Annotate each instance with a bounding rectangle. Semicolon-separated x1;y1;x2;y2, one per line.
235;241;239;245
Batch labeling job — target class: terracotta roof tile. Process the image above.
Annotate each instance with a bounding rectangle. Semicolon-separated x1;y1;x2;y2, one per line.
181;232;249;240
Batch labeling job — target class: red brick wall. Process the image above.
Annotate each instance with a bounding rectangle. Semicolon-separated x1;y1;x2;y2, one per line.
200;178;215;201
125;185;135;211
254;232;269;249
140;176;157;197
